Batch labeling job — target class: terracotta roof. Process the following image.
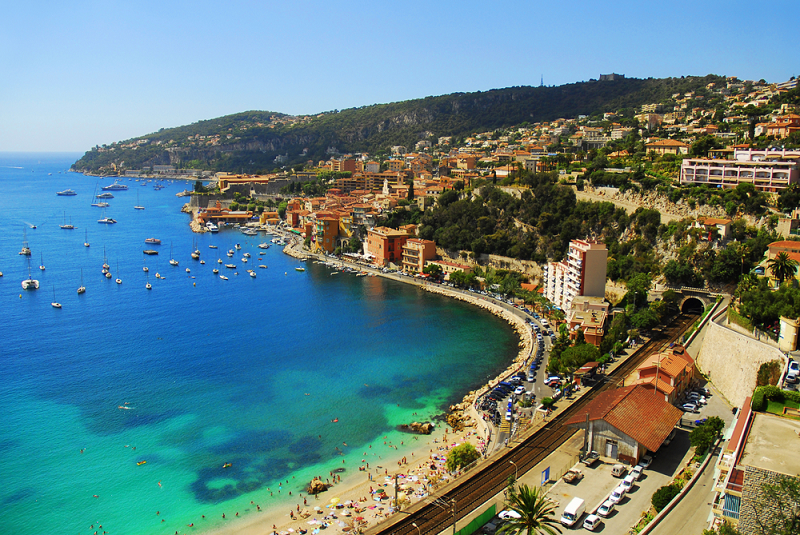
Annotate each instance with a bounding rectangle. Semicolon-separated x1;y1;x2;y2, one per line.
646;139;690;147
565;385;683;452
635;376;676;395
768;240;800;250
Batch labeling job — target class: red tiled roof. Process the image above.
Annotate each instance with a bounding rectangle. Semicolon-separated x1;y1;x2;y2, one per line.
565;385;683;452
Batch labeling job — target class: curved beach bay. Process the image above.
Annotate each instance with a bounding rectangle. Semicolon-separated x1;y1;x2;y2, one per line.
0;154;519;535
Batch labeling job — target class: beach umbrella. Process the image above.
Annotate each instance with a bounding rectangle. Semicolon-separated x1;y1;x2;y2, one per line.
313;506;322;511
329;497;340;505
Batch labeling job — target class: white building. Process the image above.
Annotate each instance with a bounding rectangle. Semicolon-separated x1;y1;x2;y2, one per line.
680;149;800;192
543;239;608;311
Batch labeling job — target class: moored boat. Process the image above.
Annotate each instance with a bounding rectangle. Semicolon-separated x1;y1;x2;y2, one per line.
145;238;161;244
56;189;77;196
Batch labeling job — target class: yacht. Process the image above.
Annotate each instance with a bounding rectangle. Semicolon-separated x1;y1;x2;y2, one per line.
51;287;62;308
101;181;128;191
258;243;270;249
20;229;32;256
59;212;75;229
241;228;257;236
206;221;219;232
98;217;117;224
56;189;77;196
97;192;114;199
134;191;144;210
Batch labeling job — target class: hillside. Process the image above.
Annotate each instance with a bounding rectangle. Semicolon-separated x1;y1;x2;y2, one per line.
72;74;725;174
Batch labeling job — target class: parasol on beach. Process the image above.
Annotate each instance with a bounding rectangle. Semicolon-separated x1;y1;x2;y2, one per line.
329;497;340;505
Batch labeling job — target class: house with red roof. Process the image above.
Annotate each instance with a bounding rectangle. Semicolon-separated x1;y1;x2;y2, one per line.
632;345;698;403
565;385;683;464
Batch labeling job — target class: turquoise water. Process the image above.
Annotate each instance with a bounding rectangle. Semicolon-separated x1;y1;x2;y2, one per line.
0;153;518;535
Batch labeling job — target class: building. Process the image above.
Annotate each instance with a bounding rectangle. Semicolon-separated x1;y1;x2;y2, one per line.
599;73;625;81
680;149;800;192
314;216;340;254
645;139;690;156
762;240;800;284
543;240;607;312
401;239;437;274
710;403;800;534
695;217;732;241
365;226;410;266
631;345;697;403
567;297;609;347
565;385;683;465
776;208;800;238
424;259;472;279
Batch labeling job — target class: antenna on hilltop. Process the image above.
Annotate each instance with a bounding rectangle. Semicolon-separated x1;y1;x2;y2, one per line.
540;74;543;87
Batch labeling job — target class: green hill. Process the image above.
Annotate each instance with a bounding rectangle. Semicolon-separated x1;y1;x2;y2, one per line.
72;74;725;174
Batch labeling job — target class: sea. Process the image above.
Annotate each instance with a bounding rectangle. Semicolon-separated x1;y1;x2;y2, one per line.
0;153;519;535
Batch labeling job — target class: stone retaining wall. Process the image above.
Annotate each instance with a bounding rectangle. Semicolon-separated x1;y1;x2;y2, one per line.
696;321;786;409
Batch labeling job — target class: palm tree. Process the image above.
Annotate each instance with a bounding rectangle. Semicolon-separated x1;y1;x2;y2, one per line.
767;252;798;286
498;484;562;535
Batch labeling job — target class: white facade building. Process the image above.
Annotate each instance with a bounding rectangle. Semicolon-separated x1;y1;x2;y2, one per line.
544;240;608;311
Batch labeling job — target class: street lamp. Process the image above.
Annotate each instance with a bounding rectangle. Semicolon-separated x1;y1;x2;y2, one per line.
509;460;518;482
412;522;421;535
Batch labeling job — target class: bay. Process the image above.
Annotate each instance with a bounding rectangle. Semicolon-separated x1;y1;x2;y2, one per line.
0;153;518;535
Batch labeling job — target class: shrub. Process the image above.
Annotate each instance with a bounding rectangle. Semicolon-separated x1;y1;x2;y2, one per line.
445;443;480;472
756;360;782;386
652;483;680;512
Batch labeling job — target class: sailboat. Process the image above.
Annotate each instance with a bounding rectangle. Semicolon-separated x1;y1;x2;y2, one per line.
115;261;122;284
22;257;39;290
134;190;145;210
102;246;110;271
51;286;62;308
84;229;90;247
91;183;109;207
39;252;45;271
78;268;86;294
145;270;152;290
19;228;32;256
191;238;200;260
142;256;149;272
169;243;179;266
60;211;75;230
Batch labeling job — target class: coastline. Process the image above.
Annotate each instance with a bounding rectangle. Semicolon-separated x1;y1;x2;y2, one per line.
186;239;532;535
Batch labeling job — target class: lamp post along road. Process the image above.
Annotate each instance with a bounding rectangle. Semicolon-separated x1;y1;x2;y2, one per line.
509;460;518;483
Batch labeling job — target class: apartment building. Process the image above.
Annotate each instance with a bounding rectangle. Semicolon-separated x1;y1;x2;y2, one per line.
401;238;436;274
680;149;800;192
543;240;608;312
365;226;410;266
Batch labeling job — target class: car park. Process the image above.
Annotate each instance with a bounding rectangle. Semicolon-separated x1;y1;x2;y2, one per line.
597;500;615;517
609;486;626;504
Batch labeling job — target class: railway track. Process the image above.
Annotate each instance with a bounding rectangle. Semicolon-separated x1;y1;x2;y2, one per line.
367;312;699;535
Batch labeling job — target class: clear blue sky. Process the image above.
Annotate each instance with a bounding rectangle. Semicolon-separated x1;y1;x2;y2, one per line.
2;0;797;152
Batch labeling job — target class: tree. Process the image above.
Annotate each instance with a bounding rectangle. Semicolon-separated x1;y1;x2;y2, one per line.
767;252;798;285
445;443;480;472
630;308;660;330
652;483;680;512
423;263;443;278
498;484;562;535
690;416;724;453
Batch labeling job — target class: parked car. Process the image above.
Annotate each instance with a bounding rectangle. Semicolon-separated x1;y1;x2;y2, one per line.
621;474;636;492
514;386;526;395
583;514;602;531
498;510;521;520
681;402;699;413
609;486;626;504
631;465;644;481
597;500;615;517
640;454;653;468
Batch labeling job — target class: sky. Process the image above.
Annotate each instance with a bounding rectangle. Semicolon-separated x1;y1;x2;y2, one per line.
1;0;798;152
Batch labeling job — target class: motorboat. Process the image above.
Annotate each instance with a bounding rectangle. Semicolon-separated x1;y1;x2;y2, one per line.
258;265;267;269
219;275;229;280
243;252;251;258
101;180;128;191
143;250;158;255
227;250;234;257
258;243;270;249
57;189;77;196
296;267;305;272
249;271;256;278
209;245;218;249
98;217;117;224
241;257;248;263
97;192;114;199
225;264;236;269
206;222;219;232
234;243;241;249
241;228;257;236
145;238;161;244
212;268;219;274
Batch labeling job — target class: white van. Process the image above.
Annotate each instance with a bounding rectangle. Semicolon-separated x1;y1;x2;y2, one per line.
583;514;602;531
609;486;626;504
560;497;585;527
622;474;636;492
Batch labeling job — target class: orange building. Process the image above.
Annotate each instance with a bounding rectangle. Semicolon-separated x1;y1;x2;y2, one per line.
632;345;697;403
315;216;340;253
401;238;437;273
365;226;410;266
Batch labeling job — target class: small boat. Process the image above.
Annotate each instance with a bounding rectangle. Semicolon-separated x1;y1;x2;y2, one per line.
212;268;219;274
145;238;161;244
56;189;77;196
241;258;248;263
98;217;117;224
169;243;178;266
219;275;228;280
39;253;45;271
84;229;90;247
258;265;267;269
234;243;241;250
243;252;251;258
137;461;147;466
225;264;236;269
143;249;158;255
258;243;270;249
106;272;113;279
296;267;305;272
185;268;191;273
250;271;256;278
78;268;86;294
134;191;144;210
222;462;232;468
200;260;205;265
51;287;62;308
209;245;218;249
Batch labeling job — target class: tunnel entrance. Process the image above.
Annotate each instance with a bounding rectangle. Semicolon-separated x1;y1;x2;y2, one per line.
681;297;705;314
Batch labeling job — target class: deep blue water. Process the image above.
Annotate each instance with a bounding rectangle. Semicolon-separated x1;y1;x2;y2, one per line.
0;153;518;535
